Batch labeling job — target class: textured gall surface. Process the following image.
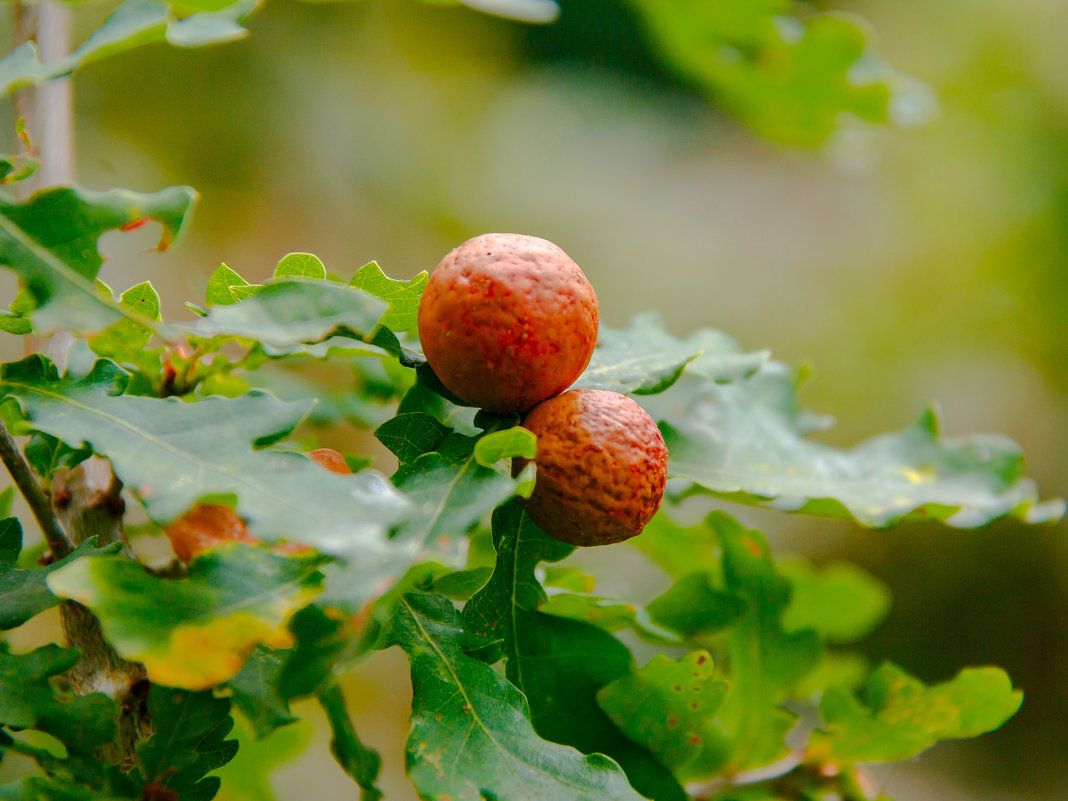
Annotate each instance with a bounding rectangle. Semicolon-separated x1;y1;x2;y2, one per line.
518;389;668;546
418;233;599;412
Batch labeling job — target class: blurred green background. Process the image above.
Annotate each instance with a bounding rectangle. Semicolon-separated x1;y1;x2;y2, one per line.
3;0;1067;798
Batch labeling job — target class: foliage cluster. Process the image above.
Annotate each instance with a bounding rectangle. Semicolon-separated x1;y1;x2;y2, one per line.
0;1;1060;800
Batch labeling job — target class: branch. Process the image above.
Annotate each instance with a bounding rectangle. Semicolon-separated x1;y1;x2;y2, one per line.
0;420;72;558
53;458;150;771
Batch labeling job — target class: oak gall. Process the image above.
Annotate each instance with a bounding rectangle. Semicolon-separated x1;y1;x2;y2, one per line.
517;389;668;546
417;233;598;413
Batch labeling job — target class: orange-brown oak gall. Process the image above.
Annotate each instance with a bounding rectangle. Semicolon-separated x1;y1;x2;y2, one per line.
164;449;351;562
517;389;668;546
417;233;599;413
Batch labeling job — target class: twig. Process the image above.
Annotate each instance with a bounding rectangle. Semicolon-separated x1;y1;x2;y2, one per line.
0;420;72;558
36;1;74;187
53;458;150;771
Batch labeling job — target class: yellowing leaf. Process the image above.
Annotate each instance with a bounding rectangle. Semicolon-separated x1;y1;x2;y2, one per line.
46;544;326;690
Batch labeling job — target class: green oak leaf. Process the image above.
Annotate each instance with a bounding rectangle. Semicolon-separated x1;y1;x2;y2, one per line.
598;652;730;774
185;279;387;347
374;412;451;465
449;0;559;23
227;646;299;738
274;252;326;280
0;0;259;100
429;565;493;600
24;431;94;478
472;426;536;467
320;684;383;801
639;512;821;775
0;186;195;334
0;185;196;279
625;1;934;146
380;423;535;572
0;518;118;630
389;591;647;801
277;605;354;701
87;281;165;377
136;685;238;800
0;642;117;752
630;511;727;579
210;715;310;801
46;544;327;690
206;263;257;306
642;365;1065;528
59;0;169;73
0;44;44;99
646;572;747;639
0;356;410;567
539;592;681;644
709;513;821;773
779;558;891;643
463;502;686;801
166;0;260;47
811;662;1023;763
348;261;427;333
0;778;123;801
576;312;767;395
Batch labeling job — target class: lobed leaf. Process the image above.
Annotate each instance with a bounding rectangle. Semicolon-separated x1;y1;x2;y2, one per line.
0;517;118;630
166;0;260;48
811;662;1023;763
598;652;730;774
0;643;117;753
273;252;326;280
0;186;195;335
227;646;299;738
389;591;647;801
539;592;681;645
642;364;1065;528
24;431;94;479
706;514;822;773
374;412;451;465
379;422;535;575
320;684;383;801
0;778;124;801
624;1;935;146
0;356;410;571
0;0;259;101
184;279;387;347
46;544;327;690
206;263;257;306
0;185;196;279
87;282;165;377
646;572;746;639
472;425;536;467
348;261;427;333
778;558;891;642
576;312;766;396
0;44;44;98
463;502;686;801
638;512;821;775
137;685;238;800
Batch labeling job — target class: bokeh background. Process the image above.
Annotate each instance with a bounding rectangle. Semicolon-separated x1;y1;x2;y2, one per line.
2;0;1067;798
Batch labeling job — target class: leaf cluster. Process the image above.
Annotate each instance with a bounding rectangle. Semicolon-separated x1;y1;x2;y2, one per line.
0;3;1057;797
0;186;1057;797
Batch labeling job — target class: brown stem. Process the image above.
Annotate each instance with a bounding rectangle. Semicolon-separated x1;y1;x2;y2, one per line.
0;419;72;558
53;458;151;771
